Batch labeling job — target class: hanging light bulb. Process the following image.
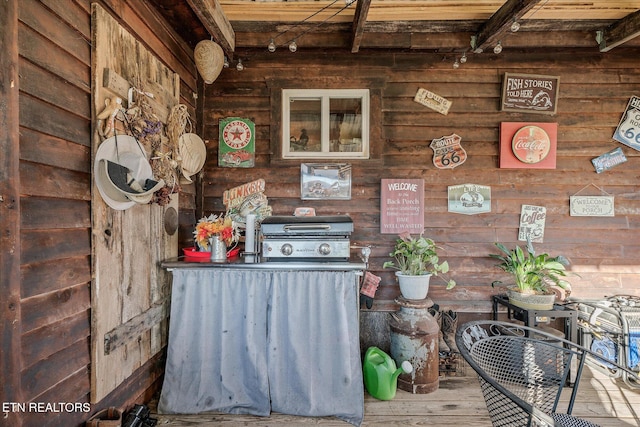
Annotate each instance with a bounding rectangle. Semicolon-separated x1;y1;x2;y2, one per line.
268;39;277;53
460;53;467;64
511;20;520;32
289;40;298;52
493;41;503;54
453;59;460;69
223;56;229;68
236;58;244;71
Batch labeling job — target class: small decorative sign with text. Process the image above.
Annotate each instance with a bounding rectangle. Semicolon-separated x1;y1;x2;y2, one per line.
219;117;255;167
380;179;424;234
448;183;491;215
613;95;640;151
519;205;546;243
570;184;614;217
592;147;627;173
414;88;452;115
501;73;559;115
430;134;467;169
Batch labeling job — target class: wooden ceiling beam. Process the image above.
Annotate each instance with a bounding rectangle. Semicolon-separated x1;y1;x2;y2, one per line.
471;0;542;53
597;9;640;52
351;0;371;53
186;0;236;57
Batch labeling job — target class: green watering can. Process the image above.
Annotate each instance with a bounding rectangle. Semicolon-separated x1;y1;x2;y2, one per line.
363;346;413;400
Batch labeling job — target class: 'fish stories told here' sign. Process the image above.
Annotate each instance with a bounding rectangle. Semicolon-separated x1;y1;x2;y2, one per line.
380;179;424;234
501;73;559;115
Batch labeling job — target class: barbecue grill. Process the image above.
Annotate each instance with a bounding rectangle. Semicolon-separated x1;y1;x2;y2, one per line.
260;215;353;261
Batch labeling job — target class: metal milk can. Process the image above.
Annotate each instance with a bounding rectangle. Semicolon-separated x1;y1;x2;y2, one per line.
209;234;227;262
389;296;440;394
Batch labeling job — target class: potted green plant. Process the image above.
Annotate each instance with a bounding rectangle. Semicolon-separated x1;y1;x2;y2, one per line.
383;231;456;300
490;239;572;310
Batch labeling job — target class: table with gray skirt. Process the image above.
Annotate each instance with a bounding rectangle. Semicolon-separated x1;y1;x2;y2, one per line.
158;259;366;426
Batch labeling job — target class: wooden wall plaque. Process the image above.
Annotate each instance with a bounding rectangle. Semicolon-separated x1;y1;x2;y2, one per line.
501;73;559;115
380;179;424;234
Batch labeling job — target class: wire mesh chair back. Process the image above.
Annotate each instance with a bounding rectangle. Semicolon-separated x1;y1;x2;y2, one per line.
456;321;604;427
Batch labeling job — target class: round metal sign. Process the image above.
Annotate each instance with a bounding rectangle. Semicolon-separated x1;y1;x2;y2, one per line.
221;119;252;150
511;125;551;164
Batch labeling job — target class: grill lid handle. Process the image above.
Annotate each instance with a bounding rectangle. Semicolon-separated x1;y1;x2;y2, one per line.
283;224;332;232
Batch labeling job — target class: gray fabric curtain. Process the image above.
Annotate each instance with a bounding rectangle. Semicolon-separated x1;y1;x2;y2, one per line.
158;268;364;426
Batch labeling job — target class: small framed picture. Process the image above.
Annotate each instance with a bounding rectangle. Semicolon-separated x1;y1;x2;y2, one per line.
301;163;352;200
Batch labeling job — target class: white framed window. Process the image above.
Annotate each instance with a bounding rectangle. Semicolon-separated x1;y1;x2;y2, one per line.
282;89;369;159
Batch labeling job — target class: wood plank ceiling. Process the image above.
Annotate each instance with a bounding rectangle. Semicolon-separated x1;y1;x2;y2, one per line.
151;0;640;57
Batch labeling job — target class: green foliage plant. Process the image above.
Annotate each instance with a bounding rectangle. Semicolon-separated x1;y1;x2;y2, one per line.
490;239;572;296
383;231;456;290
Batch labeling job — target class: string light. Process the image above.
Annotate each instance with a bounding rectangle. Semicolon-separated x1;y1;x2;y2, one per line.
460;53;467;63
453;59;460;69
511;20;520;32
493;41;503;54
236;58;244;71
267;0;356;52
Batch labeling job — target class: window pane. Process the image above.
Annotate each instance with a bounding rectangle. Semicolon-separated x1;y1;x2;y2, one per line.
329;98;362;153
289;98;321;152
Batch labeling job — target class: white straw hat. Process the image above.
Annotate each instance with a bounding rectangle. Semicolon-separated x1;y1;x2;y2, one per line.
178;133;206;182
94;135;164;210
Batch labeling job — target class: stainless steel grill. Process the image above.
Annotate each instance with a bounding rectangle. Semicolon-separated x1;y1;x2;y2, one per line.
260;215;353;261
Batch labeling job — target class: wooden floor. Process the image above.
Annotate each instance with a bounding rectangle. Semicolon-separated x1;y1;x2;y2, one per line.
152;365;640;426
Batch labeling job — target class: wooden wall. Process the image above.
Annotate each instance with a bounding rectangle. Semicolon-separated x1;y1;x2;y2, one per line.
202;48;640;314
1;1;197;425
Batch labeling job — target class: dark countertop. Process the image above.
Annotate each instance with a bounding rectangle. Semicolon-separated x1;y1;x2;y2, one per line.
161;255;367;271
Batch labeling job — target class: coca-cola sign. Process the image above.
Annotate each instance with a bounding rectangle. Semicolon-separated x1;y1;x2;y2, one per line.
511;125;551;164
500;122;557;169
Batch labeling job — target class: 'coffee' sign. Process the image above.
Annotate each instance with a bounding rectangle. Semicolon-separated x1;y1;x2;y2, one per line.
501;73;559;115
380;179;424;234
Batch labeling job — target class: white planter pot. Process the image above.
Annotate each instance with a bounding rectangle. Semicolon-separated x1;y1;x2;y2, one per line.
396;272;432;300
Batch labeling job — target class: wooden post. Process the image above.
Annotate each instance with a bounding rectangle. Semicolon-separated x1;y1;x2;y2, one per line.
0;0;23;425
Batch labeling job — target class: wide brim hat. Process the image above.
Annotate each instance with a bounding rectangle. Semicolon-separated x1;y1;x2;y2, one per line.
178;133;206;182
94;135;164;210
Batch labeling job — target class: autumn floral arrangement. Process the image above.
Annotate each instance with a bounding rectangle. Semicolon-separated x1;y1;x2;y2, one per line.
193;213;240;251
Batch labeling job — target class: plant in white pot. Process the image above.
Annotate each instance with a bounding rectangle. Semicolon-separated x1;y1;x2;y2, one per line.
490;239;572;310
383;231;456;300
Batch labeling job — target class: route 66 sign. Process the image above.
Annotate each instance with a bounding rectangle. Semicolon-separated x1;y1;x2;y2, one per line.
430;133;467;169
613;96;640;151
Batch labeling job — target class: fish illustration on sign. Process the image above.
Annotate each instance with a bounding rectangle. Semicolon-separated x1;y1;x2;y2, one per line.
430;133;467;169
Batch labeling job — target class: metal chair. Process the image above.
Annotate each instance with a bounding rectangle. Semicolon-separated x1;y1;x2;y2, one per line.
456;320;639;427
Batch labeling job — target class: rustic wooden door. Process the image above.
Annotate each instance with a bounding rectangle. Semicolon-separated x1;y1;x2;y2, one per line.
90;4;179;403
